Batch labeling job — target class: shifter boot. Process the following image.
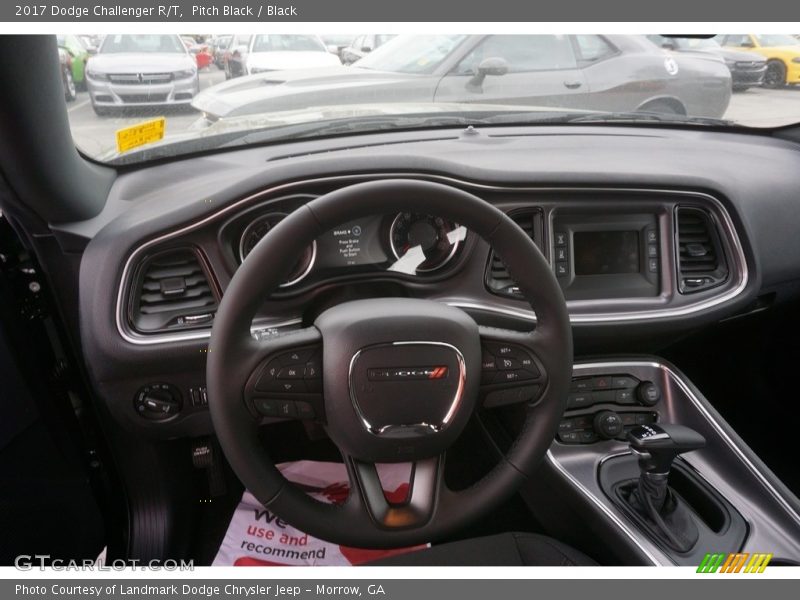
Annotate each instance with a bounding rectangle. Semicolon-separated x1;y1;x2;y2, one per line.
624;478;700;553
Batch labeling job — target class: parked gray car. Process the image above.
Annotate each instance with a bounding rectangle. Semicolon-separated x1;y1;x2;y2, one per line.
648;35;767;91
341;34;397;65
86;34;199;116
192;34;732;122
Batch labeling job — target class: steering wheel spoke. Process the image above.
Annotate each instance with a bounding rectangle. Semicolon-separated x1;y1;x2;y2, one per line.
478;325;547;408
345;455;445;530
242;326;324;422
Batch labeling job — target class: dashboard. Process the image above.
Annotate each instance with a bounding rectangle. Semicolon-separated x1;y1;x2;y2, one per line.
62;123;800;439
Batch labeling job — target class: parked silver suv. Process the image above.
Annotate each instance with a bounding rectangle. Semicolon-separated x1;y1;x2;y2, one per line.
86;34;199;115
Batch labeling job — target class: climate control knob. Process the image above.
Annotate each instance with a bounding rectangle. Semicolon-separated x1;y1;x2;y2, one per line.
593;410;624;440
636;381;661;407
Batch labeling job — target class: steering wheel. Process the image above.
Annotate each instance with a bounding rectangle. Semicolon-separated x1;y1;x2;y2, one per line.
207;179;572;548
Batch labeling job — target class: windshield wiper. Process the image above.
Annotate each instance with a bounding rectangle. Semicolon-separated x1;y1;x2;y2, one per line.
564;111;733;127
217;114;495;146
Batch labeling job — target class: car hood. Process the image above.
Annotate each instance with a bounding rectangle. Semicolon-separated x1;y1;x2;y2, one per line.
100;102;595;162
87;53;195;73
246;51;342;71
713;48;767;62
192;66;423;118
762;45;800;56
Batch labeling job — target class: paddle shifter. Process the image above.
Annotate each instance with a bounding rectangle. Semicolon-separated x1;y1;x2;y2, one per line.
625;423;706;552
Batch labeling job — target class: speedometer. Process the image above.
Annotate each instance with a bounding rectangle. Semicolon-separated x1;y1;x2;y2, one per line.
239;213;316;287
389;213;462;273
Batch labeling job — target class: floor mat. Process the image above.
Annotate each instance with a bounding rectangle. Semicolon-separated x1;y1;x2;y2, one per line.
212;460;427;566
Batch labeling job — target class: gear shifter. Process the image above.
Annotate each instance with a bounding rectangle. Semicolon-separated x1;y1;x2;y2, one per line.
625;423;706;552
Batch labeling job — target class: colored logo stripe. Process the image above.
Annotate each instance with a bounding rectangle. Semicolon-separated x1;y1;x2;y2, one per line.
697;552;772;573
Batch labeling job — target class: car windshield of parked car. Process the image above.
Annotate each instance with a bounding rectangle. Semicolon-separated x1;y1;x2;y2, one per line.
354;34;467;74
251;35;326;53
62;33;800;164
754;34;800;47
675;38;720;49
100;34;185;54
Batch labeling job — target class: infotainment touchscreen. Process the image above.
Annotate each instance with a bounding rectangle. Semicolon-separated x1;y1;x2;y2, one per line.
573;231;640;276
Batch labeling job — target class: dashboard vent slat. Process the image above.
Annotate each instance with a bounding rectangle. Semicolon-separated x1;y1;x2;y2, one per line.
131;249;217;333
676;207;728;294
486;210;540;298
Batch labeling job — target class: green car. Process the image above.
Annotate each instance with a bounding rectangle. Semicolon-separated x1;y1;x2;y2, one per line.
56;34;89;89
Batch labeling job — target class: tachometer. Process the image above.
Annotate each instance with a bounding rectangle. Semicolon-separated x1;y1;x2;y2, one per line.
239;213;316;287
389;213;462;273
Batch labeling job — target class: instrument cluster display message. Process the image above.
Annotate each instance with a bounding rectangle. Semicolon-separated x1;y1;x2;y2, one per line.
315;218;388;268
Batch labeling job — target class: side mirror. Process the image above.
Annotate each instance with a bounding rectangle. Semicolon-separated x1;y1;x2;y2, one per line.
326;44;339;55
661;41;677;50
361;46;372;53
466;57;509;92
740;41;755;48
87;47;97;55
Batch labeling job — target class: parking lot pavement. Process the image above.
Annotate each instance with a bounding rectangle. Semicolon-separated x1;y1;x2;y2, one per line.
67;74;800;158
725;86;800;127
67;67;227;156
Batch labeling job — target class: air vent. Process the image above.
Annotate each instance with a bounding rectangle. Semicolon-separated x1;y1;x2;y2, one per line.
130;249;218;333
486;210;539;298
676;207;728;293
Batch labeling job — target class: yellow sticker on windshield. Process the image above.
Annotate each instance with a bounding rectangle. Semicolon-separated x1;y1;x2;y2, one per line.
115;117;166;153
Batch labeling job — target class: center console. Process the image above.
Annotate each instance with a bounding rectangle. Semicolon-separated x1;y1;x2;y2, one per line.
539;359;800;565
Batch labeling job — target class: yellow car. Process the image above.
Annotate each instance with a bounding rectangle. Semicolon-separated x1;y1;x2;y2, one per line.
717;34;800;88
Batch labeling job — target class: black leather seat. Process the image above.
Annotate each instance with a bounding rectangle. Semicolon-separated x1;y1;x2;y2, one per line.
369;532;597;566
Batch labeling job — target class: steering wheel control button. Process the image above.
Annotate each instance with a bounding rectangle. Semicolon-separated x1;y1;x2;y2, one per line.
254;346;322;392
483;385;541;408
277;366;303;379
497;357;521;370
134;384;182;421
554;232;567;247
481;342;543;389
295;401;315;419
279;348;315;365
636;381;662;406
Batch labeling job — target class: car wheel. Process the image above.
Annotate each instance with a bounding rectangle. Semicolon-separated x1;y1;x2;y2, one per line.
764;60;786;88
63;69;77;102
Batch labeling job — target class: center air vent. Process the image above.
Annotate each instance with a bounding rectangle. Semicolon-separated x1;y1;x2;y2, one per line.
130;248;218;333
486;210;540;298
675;207;728;293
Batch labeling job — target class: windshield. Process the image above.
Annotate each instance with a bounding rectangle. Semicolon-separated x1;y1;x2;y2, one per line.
251;35;326;53
99;34;185;54
754;34;800;47
61;32;800;164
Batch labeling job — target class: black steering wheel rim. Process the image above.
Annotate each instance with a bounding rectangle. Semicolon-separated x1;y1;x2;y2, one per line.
207;179;572;548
